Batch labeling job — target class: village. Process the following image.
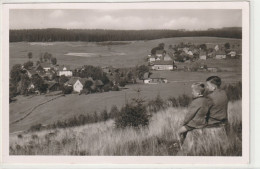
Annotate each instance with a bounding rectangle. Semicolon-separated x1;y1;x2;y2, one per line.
9;41;242;100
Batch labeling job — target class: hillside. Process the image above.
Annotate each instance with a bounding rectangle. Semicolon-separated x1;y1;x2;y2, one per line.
10;100;242;156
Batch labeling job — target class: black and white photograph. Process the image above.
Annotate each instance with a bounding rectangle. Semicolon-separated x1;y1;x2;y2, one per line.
1;1;250;164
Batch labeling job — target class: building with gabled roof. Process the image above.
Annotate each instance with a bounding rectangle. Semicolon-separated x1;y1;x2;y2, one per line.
215;50;226;59
151;61;174;70
58;65;73;77
65;77;92;93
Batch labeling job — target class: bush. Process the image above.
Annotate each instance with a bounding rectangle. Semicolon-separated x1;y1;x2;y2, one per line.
223;82;242;101
29;124;42;132
112;85;119;91
101;109;109;121
168;94;192;107
119;79;127;87
62;86;73;94
147;95;165;113
115;98;150;129
103;84;112;92
110;105;120;119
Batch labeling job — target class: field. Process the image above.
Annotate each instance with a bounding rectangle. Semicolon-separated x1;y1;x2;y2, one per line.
9;100;242;156
9;37;242;133
9;37;242;69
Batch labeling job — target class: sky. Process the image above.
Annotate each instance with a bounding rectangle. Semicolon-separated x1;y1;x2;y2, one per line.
9;9;242;30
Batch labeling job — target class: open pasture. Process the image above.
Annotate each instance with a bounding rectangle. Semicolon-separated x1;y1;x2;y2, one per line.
9;37;242;69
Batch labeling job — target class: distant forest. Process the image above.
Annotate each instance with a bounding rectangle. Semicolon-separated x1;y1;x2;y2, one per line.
9;27;242;42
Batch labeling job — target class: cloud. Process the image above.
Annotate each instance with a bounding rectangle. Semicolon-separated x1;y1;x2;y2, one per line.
162;17;204;30
49;10;64;18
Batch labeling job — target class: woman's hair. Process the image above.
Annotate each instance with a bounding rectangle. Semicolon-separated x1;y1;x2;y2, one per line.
206;76;222;87
191;82;205;95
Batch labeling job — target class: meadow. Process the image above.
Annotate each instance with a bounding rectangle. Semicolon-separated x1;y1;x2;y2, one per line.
9;37;242;69
9;100;242;156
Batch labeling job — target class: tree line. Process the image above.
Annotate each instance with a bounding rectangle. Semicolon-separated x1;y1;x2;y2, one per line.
10;28;242;42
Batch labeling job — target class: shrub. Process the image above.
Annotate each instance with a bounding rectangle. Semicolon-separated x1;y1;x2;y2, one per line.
62;86;73;94
223;82;242;101
115;97;150;129
177;94;192;107
29;124;42;132
101;109;109;121
147;95;165;113
112;85;119;91
110;105;120;119
119;79;127;87
168;94;192;107
103;84;112;92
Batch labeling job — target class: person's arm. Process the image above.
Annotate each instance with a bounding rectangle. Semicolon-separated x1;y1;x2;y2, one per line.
182;101;200;126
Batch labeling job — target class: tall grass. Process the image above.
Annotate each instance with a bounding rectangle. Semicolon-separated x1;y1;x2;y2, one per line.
10;100;242;156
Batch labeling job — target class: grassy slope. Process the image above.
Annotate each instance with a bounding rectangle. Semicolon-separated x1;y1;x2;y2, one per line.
9;37;242;69
10;100;242;156
10;70;241;133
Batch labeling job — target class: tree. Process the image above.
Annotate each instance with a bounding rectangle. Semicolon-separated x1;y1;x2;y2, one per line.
23;61;33;70
224;42;230;50
10;64;22;86
17;74;30;95
136;65;150;80
115;97;150;129
158;43;165;50
59;75;69;86
199;44;207;51
84;80;93;91
28;52;33;60
51;57;57;65
31;74;47;93
101;109;109;121
62;86;73;94
110;105;119;118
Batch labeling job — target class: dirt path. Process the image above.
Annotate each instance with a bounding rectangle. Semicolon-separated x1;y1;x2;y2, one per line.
10;95;64;125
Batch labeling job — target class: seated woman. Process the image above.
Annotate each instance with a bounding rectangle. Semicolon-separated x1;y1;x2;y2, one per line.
178;82;211;144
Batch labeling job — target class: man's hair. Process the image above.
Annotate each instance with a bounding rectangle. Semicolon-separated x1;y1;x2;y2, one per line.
191;82;205;95
206;76;222;87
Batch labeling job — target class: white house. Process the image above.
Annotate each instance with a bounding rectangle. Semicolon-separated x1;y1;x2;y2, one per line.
228;51;237;57
65;77;90;93
144;73;168;84
40;63;52;72
152;61;173;70
58;65;73;77
216;50;226;59
199;51;207;60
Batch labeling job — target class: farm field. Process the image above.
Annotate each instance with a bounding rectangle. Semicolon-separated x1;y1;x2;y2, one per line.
9;37;242;69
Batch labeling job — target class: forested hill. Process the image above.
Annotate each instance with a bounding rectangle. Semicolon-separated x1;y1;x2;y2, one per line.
9;27;242;42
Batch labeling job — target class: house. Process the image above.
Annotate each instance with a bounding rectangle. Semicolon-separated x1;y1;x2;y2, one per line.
207;67;218;72
65;77;90;93
215;50;226;59
187;51;193;56
151;61;174;70
144;73;168;84
58;65;73;77
199;51;207;60
40;63;52;72
228;50;237;58
148;56;156;62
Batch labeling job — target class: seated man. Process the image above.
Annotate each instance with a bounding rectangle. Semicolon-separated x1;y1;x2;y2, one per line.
206;76;228;127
